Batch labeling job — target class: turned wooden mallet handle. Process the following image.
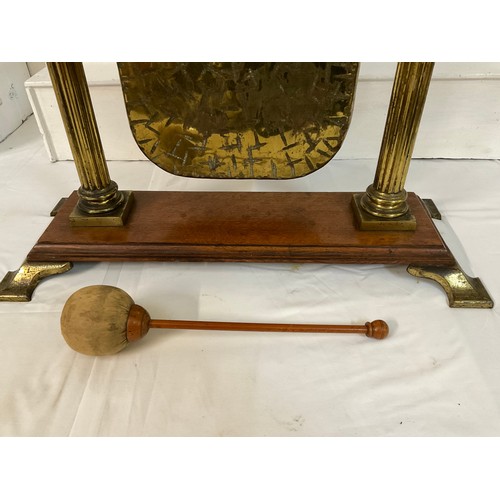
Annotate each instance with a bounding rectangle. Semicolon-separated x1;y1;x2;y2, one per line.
127;304;389;342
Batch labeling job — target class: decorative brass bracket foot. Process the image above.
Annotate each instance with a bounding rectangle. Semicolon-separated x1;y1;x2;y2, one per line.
408;198;493;308
407;263;494;308
0;261;72;302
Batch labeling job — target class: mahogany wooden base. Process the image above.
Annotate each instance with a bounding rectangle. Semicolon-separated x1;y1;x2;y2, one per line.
27;191;455;266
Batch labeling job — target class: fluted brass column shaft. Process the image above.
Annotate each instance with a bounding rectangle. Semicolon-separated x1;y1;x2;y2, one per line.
358;62;434;223
375;62;434;194
47;62;124;215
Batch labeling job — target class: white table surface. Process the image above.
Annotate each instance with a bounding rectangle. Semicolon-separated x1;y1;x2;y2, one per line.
1;117;499;438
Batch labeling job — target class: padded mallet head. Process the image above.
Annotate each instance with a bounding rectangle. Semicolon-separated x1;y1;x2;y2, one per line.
60;285;149;356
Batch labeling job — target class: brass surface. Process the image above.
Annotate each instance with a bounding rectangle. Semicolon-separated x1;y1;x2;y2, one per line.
70;191;134;227
407;263;494;308
351;193;416;230
118;62;358;179
50;198;68;217
354;62;434;227
0;262;72;302
47;62;131;222
360;184;412;219
422;199;442;220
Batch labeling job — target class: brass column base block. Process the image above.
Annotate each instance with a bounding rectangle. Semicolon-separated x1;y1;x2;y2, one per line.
352;193;417;231
0;261;72;302
70;191;134;227
407;263;494;308
76;181;124;214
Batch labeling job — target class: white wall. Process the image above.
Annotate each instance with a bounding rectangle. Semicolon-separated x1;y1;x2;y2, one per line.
339;62;500;160
0;63;33;142
26;62;46;76
24;62;500;161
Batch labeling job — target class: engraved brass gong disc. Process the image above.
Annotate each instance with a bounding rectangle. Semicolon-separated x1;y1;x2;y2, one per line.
118;62;358;179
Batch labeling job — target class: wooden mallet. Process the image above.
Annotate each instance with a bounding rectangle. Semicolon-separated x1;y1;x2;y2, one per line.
60;285;389;356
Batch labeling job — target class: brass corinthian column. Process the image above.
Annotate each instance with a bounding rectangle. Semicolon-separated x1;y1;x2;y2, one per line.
47;62;133;226
352;62;434;230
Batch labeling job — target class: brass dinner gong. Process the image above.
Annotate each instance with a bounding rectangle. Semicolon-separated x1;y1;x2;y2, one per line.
0;62;494;308
117;62;358;179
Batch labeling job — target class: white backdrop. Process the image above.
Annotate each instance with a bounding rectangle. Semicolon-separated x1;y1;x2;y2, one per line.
25;62;500;162
1;118;499;437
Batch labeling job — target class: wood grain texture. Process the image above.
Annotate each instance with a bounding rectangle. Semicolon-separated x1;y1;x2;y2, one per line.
146;318;388;339
28;191;454;265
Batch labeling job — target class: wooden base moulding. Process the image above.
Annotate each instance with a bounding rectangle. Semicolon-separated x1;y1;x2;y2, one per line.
27;191;454;266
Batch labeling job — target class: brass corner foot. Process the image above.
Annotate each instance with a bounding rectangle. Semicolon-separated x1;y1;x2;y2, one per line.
421;199;442;220
407;263;494;308
0;261;73;302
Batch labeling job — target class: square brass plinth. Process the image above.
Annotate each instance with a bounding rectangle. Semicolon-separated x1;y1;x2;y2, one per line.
351;194;417;231
69;191;134;227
